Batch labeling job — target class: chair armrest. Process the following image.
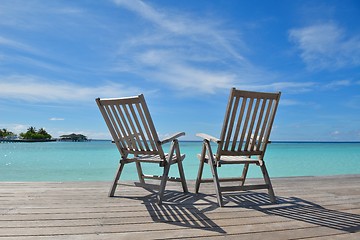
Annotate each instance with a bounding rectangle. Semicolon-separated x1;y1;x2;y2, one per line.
196;133;221;143
160;132;185;144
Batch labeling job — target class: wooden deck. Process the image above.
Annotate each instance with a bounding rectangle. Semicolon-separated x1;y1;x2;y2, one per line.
1;175;359;239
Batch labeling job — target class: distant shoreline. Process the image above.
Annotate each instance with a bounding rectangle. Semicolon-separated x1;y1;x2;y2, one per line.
0;139;56;143
179;140;360;143
1;139;359;144
0;138;93;143
80;140;360;143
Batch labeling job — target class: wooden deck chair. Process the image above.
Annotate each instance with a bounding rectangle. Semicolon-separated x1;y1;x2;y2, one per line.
96;94;188;204
195;88;281;207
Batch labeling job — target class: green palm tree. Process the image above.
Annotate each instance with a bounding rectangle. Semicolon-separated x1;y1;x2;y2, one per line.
0;128;15;138
27;127;36;133
38;128;47;135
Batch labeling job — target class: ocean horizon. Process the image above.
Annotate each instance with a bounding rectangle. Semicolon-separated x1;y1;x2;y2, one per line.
1;140;360;182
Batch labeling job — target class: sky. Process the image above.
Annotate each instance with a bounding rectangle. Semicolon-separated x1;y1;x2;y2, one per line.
1;0;360;141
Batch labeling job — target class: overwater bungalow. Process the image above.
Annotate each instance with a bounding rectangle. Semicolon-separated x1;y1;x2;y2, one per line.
59;133;88;142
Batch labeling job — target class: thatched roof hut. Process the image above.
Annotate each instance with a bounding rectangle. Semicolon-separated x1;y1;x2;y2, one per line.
59;133;88;142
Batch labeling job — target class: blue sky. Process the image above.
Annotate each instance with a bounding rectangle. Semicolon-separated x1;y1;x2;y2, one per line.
1;0;360;141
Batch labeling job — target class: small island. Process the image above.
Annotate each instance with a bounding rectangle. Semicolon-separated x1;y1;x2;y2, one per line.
19;127;53;141
0;128;16;140
1;127;89;143
59;133;88;142
0;127;55;142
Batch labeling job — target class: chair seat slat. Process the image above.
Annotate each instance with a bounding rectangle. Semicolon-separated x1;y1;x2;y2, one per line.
124;153;185;162
197;154;261;164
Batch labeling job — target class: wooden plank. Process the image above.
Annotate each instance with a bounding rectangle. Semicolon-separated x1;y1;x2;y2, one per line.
0;175;359;239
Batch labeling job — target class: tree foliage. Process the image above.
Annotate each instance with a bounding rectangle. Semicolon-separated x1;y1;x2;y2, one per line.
20;127;52;140
0;128;15;138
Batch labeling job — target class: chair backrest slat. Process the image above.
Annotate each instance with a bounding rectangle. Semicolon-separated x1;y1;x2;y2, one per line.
138;94;164;156
224;96;240;151
238;98;253;151
258;99;277;154
114;104;134;149
244;97;261;151
135;103;157;150
231;97;247;151
110;105;130;147
121;103;144;151
250;98;267;151
218;92;234;152
218;88;281;159
96;95;163;158
103;104;126;155
129;103;150;151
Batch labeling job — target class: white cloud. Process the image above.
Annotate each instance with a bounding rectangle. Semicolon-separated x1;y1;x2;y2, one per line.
325;79;352;89
49;118;65;121
279;99;301;106
113;0;245;61
0;75;143;103
331;130;341;136
4;55;65;72
0;1;86;29
240;81;316;93
151;63;235;94
112;0;268;94
289;23;360;70
0;36;37;54
329;129;360;140
0;124;28;135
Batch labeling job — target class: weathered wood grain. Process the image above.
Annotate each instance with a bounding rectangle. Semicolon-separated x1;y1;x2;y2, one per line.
0;175;359;239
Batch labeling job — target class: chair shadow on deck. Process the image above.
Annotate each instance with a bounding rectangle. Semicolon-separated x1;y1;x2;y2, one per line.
141;190;226;234
225;192;360;233
115;183;359;234
119;186;225;234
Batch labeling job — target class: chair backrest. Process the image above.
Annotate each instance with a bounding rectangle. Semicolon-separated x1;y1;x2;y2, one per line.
217;88;281;159
96;94;165;159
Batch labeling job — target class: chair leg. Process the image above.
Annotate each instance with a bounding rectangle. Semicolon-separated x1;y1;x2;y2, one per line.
240;163;249;186
195;159;205;193
135;162;145;184
174;141;188;193
195;143;206;193
158;162;171;204
109;162;125;197
203;141;223;207
209;162;223;207
177;160;188;193
260;163;276;203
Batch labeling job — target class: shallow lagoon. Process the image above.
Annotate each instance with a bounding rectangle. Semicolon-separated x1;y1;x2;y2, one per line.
1;141;359;181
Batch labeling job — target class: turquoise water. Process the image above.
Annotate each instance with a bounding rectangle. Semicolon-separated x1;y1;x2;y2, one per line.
0;141;359;181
